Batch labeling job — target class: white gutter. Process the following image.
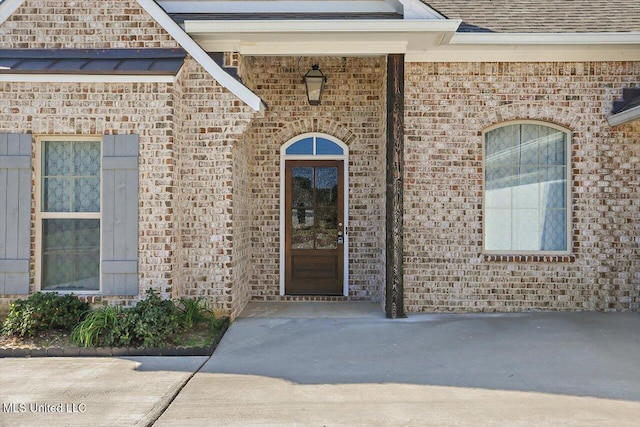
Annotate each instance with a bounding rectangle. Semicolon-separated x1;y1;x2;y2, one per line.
0;74;176;83
0;0;25;25
450;32;640;45
137;0;266;115
185;19;462;34
608;105;640;127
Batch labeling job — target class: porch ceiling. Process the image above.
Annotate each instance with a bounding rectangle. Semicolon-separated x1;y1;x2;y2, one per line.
183;19;461;55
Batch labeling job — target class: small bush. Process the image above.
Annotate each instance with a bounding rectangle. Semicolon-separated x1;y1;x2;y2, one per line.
129;289;182;347
175;297;213;329
71;305;122;347
2;293;89;337
72;289;185;348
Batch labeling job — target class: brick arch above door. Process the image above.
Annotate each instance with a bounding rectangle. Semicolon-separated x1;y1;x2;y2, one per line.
274;119;357;149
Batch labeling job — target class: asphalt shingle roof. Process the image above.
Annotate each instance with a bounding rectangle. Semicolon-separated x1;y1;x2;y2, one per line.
422;0;640;33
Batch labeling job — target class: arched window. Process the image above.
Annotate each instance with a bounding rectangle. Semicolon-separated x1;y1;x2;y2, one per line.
483;122;570;254
284;135;344;156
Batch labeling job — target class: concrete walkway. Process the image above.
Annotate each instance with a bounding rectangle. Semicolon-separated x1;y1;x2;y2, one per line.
155;303;640;426
1;303;639;426
0;356;208;426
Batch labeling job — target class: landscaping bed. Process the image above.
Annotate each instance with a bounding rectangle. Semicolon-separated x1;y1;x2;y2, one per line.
0;291;229;358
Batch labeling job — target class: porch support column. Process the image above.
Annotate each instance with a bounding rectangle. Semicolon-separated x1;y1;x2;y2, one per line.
385;54;405;318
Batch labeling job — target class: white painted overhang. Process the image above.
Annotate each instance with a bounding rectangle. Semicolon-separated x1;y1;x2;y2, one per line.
608;105;640;127
408;32;640;62
183;19;462;55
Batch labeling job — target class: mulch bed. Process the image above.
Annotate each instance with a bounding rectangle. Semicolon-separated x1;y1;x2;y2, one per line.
0;318;229;358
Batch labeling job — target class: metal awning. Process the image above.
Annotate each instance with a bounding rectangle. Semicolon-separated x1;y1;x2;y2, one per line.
0;49;187;75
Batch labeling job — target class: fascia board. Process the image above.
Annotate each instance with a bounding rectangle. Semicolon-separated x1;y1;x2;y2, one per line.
0;0;26;26
450;32;640;45
203;40;410;56
406;45;640;62
137;0;266;115
608;105;640;127
185;19;462;34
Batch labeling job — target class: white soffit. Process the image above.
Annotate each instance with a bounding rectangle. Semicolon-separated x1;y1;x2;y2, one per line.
184;20;462;55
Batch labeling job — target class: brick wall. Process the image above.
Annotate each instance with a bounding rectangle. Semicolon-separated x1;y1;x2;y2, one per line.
404;61;640;312
0;80;178;306
239;56;387;302
230;129;253;318
174;58;255;316
0;0;179;49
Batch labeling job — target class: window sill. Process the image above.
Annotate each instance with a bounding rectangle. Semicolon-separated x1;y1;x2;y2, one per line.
482;254;576;263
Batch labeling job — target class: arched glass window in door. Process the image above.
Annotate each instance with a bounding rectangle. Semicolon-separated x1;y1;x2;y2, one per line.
285;136;344;156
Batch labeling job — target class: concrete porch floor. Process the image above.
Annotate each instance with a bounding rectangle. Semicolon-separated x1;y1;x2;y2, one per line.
240;301;385;318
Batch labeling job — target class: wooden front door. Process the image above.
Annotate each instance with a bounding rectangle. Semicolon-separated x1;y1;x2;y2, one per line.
285;160;344;295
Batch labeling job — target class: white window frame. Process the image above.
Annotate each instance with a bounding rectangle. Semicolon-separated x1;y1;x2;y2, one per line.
35;135;102;294
279;132;350;296
482;120;572;256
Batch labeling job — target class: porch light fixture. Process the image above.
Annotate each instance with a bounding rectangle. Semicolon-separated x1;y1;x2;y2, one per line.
303;64;327;105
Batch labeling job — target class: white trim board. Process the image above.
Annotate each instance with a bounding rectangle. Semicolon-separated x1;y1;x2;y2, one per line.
450;32;640;45
0;0;24;26
185;19;461;55
608;105;640;127
136;0;266;115
406;45;640;62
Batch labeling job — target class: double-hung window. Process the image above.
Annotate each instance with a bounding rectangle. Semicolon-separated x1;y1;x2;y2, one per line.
38;137;101;291
484;122;570;254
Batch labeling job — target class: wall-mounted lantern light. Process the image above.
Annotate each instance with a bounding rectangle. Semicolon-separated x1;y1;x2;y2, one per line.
303;64;327;105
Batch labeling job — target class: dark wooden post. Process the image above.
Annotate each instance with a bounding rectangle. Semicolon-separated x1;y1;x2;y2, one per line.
385;54;405;318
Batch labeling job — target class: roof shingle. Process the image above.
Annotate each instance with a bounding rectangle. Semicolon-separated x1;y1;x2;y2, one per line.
422;0;640;33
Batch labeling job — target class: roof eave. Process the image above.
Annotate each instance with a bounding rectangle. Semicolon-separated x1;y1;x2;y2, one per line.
608;105;640;127
0;0;24;26
450;32;640;45
137;0;266;115
184;19;462;55
184;19;462;33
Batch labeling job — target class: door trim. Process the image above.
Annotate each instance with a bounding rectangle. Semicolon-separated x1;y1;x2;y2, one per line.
279;133;349;296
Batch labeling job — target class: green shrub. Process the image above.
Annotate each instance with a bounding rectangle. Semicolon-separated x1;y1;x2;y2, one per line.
71;305;122;347
175;297;213;329
2;292;89;337
72;289;183;348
